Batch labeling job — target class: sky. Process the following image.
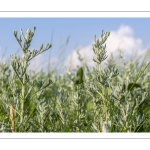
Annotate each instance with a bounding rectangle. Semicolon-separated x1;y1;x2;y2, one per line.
0;18;150;71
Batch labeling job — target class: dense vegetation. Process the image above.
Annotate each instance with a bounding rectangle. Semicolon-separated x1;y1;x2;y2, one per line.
0;27;150;132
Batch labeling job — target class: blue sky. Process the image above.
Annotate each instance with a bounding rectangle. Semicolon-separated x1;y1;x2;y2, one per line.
0;18;150;70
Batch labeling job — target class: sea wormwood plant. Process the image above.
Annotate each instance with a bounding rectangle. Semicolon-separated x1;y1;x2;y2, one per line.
0;28;150;132
90;31;118;132
86;30;150;132
10;27;52;125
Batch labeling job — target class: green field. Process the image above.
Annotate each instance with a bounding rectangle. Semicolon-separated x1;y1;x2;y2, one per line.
0;27;150;132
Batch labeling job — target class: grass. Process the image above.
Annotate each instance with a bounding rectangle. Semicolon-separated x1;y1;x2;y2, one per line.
0;27;150;132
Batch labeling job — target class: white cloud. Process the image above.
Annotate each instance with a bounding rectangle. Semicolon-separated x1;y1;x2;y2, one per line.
28;54;59;72
28;54;45;72
106;25;144;58
64;25;146;68
64;46;93;68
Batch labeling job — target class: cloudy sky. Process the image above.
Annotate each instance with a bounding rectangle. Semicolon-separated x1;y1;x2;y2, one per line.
0;18;150;71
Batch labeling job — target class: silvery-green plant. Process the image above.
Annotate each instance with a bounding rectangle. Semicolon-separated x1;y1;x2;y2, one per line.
0;27;150;132
10;27;52;124
85;30;150;132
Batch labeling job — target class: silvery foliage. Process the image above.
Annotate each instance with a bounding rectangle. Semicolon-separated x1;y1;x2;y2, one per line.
11;27;52;84
0;28;150;132
86;30;149;132
0;27;53;130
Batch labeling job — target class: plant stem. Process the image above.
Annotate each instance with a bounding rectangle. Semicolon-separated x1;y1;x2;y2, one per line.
10;105;15;132
20;61;27;123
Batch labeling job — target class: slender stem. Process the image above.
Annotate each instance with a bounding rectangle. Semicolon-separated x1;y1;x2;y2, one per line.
20;61;27;123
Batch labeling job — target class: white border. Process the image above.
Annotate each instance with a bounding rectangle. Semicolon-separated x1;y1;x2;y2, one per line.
0;133;149;150
0;0;150;12
0;12;150;18
0;138;149;150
